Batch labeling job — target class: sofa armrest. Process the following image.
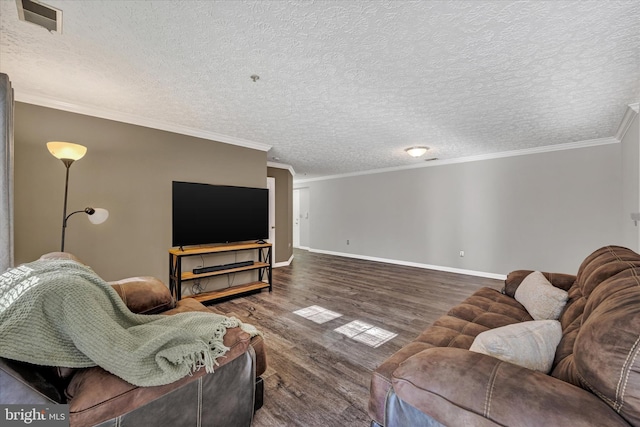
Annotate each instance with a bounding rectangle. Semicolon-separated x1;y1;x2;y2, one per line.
503;270;576;297
109;277;175;314
391;347;630;427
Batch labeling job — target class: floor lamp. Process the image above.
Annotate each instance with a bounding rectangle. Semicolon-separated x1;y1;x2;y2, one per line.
47;141;109;252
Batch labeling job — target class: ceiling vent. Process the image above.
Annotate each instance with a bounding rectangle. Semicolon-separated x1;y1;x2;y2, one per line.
16;0;62;33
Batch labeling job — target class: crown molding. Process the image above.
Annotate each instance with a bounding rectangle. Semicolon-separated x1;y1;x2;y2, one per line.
616;102;640;141
14;91;272;152
267;161;296;176
294;136;619;184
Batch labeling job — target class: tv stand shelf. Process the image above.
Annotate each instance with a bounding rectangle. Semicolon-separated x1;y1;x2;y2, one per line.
169;242;272;303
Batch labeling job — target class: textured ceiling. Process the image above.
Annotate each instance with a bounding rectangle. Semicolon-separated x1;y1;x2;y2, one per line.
1;0;639;179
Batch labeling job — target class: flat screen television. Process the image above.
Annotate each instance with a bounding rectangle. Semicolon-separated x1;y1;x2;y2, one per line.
172;181;269;247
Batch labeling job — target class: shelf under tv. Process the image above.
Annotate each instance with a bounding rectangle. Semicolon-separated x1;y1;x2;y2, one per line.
184;281;271;303
169;242;272;303
182;262;270;281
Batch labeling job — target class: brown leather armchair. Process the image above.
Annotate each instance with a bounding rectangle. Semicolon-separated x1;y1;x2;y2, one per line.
0;253;266;427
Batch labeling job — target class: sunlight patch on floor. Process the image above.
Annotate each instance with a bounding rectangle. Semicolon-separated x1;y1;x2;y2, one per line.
293;305;342;324
293;306;397;347
334;320;397;348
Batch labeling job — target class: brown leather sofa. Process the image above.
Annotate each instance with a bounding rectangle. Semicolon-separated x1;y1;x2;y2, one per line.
369;245;640;427
0;252;266;427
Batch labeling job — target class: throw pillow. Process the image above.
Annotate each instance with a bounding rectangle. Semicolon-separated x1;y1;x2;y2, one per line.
469;320;562;373
515;271;568;320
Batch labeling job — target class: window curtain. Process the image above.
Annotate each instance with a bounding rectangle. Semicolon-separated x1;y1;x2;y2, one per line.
0;73;14;272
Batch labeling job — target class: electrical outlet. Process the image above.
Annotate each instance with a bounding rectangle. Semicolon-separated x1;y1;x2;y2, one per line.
347;240;350;245
459;250;465;257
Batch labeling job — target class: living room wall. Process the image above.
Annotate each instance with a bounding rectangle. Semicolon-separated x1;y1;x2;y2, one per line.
621;110;640;251
267;166;294;264
296;142;626;276
14;102;267;283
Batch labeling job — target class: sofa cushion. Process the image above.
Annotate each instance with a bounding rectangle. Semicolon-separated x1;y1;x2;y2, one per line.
110;277;175;314
514;271;568;320
551;281;586;384
391;347;632;427
469;320;562;373
575;245;640;299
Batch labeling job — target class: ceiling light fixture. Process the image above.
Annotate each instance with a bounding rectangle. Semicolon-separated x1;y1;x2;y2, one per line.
405;146;429;158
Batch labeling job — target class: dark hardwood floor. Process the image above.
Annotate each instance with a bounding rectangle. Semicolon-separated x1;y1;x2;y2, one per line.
211;249;503;426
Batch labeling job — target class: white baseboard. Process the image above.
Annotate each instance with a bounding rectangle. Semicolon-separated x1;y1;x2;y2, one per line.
308;248;507;280
294;246;310;251
273;253;294;268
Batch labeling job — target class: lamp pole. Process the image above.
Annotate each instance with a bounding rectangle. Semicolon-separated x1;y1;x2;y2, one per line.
47;141;96;253
60;159;74;252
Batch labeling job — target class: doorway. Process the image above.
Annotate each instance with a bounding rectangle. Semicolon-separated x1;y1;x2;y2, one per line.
293;189;300;248
267;177;276;262
294;188;310;249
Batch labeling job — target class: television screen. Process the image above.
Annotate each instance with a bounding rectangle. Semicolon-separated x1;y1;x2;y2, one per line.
172;181;269;247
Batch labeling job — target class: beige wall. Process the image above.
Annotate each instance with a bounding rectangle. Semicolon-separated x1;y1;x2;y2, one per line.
267;166;293;264
14;102;267;283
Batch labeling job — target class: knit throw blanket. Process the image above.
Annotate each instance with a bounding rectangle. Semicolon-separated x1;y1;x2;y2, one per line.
0;259;260;387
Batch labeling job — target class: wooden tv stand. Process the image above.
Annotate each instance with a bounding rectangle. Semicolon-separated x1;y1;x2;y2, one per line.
169;242;272;303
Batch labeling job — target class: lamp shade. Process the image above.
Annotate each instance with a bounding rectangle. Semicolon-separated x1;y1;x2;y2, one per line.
405;146;429;158
47;141;87;161
88;208;109;224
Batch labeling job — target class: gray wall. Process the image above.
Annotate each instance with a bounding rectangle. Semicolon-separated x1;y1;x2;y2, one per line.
14;102;267;283
296;143;627;275
621;112;640;250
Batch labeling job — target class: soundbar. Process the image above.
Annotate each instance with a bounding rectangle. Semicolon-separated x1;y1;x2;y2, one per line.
193;260;254;274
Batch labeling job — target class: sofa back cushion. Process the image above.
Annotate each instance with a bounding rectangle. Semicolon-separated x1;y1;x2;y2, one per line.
110;277;175;314
553;246;640;426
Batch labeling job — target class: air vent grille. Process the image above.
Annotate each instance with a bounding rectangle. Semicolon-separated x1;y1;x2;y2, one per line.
16;0;62;33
